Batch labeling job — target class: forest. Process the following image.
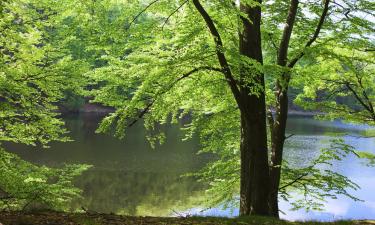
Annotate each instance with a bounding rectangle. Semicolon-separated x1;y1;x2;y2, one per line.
0;0;374;224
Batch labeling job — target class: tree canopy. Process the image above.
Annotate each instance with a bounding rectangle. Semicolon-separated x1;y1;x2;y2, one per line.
0;0;90;210
0;0;374;217
85;0;374;217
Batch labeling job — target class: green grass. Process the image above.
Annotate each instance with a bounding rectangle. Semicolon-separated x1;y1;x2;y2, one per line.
0;211;374;225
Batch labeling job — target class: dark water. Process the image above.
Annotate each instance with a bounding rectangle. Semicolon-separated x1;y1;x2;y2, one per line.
7;113;375;221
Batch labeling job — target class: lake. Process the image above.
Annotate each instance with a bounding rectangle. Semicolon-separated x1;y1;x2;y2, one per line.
7;113;375;221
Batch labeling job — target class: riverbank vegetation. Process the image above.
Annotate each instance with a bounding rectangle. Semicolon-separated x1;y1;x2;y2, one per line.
0;0;374;222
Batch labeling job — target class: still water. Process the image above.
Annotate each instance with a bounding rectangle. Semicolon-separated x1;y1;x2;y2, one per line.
7;113;375;221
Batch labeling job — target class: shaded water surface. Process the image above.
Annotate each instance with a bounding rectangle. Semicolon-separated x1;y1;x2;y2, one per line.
7;113;375;221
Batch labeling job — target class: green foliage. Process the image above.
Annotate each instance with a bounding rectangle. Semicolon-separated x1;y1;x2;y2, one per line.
0;0;91;211
187;137;362;212
2;0;369;215
356;151;375;167
280;139;361;211
60;90;86;112
288;0;375;125
0;2;66;146
293;47;375;125
83;0;374;213
0;147;92;211
0;0;89;146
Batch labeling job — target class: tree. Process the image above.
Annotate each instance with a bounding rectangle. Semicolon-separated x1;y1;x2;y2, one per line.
0;0;90;210
266;0;331;216
294;48;375;125
86;0;373;217
293;28;375;166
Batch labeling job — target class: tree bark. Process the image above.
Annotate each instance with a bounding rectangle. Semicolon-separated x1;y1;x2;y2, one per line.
193;0;270;216
268;0;299;217
268;83;289;217
269;0;330;217
192;0;242;107
238;0;270;216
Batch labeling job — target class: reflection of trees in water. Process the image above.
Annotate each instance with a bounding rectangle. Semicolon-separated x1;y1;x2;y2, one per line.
286;117;363;135
63;113;105;140
81;113;106;138
72;169;206;216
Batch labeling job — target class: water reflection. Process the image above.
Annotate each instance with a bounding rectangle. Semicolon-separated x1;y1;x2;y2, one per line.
6;113;210;215
73;170;206;215
5;114;375;221
195;116;375;221
286;131;375;221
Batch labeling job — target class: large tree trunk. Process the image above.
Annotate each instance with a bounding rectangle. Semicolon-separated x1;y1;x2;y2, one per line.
193;0;273;216
268;88;289;217
268;2;330;216
268;0;299;217
239;99;270;216
193;0;329;218
238;0;271;216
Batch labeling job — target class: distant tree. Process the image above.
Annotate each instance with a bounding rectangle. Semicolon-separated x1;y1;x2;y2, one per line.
295;47;375;125
294;40;375;166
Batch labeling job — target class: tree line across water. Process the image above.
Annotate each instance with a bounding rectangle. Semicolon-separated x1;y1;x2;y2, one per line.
0;0;374;218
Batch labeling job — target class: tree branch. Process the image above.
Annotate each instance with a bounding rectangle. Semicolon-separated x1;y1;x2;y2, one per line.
267;107;275;138
127;101;154;127
284;133;295;140
344;82;374;117
128;0;161;29
273;0;299;111
161;0;189;30
288;0;330;68
192;0;242;107
267;33;279;56
277;0;299;67
354;73;375;120
279;173;308;191
127;66;222;127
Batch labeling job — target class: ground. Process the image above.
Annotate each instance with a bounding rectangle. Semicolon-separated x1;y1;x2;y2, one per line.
0;211;374;225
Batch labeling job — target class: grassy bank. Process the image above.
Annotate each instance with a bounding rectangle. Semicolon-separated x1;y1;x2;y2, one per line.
0;211;374;225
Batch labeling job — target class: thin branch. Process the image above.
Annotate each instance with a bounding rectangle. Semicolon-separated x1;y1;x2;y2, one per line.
284;133;295;140
127;66;222;127
127;101;154;127
192;0;242;107
324;87;347;100
279;173;308;191
128;0;161;29
321;78;356;86
332;1;350;18
267;107;275;139
345;82;374;117
288;0;331;68
277;0;299;67
161;0;189;30
354;72;375;120
267;33;279;55
303;0;331;47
